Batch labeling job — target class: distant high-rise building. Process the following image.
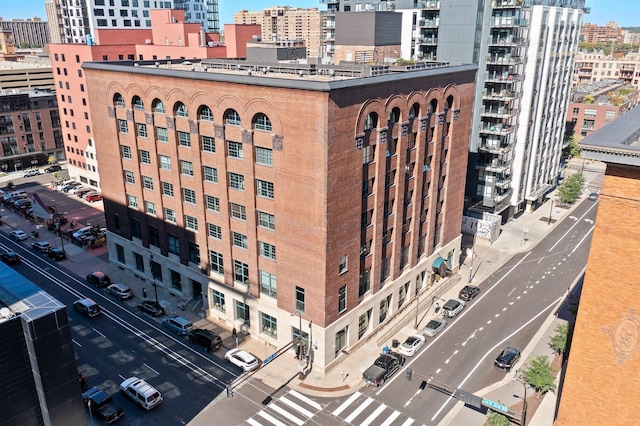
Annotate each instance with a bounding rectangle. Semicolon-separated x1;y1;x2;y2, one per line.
574;50;640;90
45;0;217;45
0;18;49;48
580;21;622;43
234;7;323;57
324;0;586;220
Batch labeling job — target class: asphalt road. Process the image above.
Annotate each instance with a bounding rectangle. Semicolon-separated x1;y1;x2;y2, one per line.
0;233;243;426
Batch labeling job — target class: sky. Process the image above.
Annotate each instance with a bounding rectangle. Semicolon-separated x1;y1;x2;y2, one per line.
2;0;639;28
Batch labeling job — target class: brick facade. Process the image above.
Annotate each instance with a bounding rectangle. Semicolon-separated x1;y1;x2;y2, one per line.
84;60;475;371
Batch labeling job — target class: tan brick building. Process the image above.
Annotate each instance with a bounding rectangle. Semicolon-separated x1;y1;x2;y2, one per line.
556;106;640;424
83;59;476;372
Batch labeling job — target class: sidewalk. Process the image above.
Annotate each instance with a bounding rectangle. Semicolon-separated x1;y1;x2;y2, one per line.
0;159;598;425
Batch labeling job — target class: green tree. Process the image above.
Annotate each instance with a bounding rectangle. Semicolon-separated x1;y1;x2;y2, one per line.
583;94;596;104
549;323;569;356
6;180;14;189
563;135;582;159
521;355;557;398
557;173;585;204
487;409;510;426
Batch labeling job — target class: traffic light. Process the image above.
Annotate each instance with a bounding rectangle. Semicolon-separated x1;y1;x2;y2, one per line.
226;385;234;397
406;368;413;381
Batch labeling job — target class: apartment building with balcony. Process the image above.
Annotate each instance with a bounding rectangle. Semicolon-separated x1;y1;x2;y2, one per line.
566;79;639;138
49;9;259;190
574;50;640;90
580;21;622;43
82;58;476;372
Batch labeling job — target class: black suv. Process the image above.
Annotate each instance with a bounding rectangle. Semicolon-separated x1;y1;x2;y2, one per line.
188;328;222;351
86;271;111;287
494;347;521;372
459;285;480;301
0;250;20;265
44;165;62;173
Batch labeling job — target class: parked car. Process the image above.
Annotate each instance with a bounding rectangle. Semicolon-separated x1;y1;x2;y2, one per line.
3;189;26;201
225;348;259;372
82;191;99;199
494;347;521;372
14;199;32;210
69;185;87;195
137;300;165;317
107;283;133;300
73;226;93;239
424;318;447;337
589;192;599;201
86;271;111;287
187;328;222;351
362;351;405;386
441;298;466;318
73;298;101;318
119;377;163;410
76;188;93;198
458;285;480;302
44;164;62;173
22;168;41;177
62;182;82;193
47;248;66;260
86;193;103;202
82;386;125;424
162;315;194;336
56;180;76;191
32;241;53;253
398;334;426;357
9;230;28;241
0;250;20;264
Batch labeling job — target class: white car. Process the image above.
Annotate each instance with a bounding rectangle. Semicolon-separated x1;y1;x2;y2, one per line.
72;226;93;239
10;230;29;241
56;180;75;191
398;334;426;357
225;348;259;372
69;185;87;195
107;283;133;300
441;298;466;318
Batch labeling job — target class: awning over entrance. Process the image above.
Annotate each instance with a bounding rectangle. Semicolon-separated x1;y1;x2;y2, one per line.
30;194;53;220
432;256;448;275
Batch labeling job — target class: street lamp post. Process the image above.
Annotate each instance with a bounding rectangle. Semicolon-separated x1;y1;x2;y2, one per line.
547;199;554;225
514;375;528;426
468;230;477;283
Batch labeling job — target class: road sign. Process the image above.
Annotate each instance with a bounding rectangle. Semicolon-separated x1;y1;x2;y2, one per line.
482;398;509;413
263;352;278;365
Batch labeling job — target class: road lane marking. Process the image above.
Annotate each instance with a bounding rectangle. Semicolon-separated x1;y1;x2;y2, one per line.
380;411;401;426
507;287;516;296
360;404;387;426
72;339;81;347
143;363;159;375
288;389;321;410
332;391;361;416
401;418;414;426
344;397;373;423
92;328;105;338
246;419;263;426
257;410;287;426
280;396;314;419
435;368;441;374
502;307;507;311
269;403;304;426
430;295;562;422
571;226;594;255
404;389;421;407
548;202;598;252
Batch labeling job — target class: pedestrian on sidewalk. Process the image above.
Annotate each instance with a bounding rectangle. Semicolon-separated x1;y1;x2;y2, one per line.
434;302;440;313
142;288;147;299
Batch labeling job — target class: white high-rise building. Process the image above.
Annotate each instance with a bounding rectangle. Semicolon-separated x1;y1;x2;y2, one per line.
45;0;218;44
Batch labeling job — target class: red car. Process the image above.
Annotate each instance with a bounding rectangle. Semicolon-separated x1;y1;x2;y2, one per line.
86;193;103;202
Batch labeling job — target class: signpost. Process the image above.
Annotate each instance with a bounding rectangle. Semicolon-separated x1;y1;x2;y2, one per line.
482;398;509;413
262;352;278;366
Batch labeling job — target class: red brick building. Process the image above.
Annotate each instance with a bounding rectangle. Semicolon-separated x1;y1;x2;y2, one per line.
580;21;623;43
83;59;476;371
566;80;639;138
556;106;640;424
0;89;64;172
49;9;260;190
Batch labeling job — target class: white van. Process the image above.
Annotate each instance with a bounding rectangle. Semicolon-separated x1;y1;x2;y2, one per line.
120;377;163;410
72;226;92;239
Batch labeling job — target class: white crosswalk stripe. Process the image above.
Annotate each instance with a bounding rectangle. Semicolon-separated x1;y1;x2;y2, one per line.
380;410;402;426
344;397;374;423
360;403;388;426
246;389;322;426
257;411;287;426
280;396;315;419
331;391;361;417
288;389;322;410
331;392;423;426
246;418;263;426
269;403;305;426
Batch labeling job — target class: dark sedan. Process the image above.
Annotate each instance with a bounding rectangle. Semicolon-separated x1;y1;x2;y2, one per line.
137;301;165;317
459;285;480;301
494;347;521;372
0;251;20;264
47;248;66;260
86;271;111;287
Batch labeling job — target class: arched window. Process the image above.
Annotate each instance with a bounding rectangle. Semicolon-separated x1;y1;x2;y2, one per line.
428;99;438;114
174;102;188;117
253;113;272;131
114;93;125;107
445;95;454;111
132;96;144;111
198;105;213;121
388;107;400;125
364;112;378;131
152;99;165;113
224;109;241;126
409;103;420;120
